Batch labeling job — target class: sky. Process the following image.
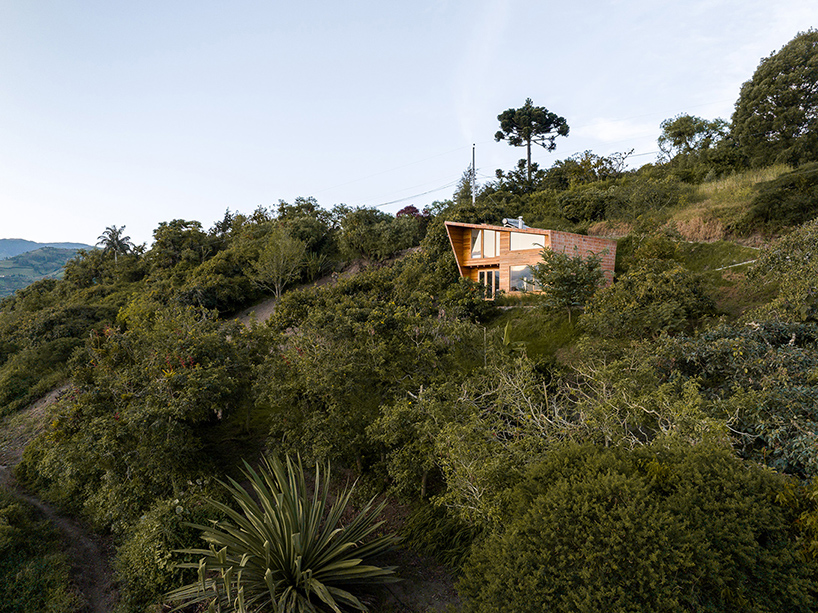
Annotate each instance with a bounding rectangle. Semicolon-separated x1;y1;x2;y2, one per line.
2;1;818;247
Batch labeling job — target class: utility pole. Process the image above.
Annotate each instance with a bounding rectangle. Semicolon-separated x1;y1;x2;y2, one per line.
471;143;476;205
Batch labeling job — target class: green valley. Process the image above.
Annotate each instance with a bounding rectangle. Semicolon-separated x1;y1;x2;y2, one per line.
0;246;92;299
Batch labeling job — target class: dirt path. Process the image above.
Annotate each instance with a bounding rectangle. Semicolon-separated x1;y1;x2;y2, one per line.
0;387;119;613
235;250;421;326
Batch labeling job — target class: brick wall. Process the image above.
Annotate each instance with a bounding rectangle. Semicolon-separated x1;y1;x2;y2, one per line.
549;231;617;284
444;221;618;290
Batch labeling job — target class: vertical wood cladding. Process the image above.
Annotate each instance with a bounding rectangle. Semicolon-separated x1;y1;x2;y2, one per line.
444;221;617;293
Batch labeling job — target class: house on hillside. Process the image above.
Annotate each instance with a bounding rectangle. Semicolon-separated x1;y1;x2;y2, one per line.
444;218;617;299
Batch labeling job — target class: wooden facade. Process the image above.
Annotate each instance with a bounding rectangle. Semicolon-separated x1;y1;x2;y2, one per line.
444;221;617;297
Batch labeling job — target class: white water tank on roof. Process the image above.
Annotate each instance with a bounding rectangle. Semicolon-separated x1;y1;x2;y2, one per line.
502;216;528;229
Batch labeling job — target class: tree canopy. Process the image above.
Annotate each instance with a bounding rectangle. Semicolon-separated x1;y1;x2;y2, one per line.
251;224;307;299
531;247;605;321
97;225;134;263
495;98;569;184
658;114;728;161
732;29;818;166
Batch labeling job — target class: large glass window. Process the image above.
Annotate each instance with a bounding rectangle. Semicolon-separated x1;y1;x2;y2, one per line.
510;232;545;251
478;269;500;298
470;229;482;258
484;230;498;257
509;265;536;292
471;229;499;258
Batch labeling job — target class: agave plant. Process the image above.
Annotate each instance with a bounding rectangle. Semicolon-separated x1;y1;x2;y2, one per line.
166;456;399;612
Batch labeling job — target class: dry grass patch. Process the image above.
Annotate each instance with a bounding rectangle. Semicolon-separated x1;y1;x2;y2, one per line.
693;165;792;206
0;385;66;466
671;216;726;242
664;165;793;244
587;220;633;238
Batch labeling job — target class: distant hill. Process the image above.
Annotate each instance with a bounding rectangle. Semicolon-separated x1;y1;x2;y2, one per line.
0;238;94;260
0;246;87;298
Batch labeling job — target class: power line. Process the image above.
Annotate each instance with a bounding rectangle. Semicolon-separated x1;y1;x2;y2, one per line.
313;99;732;209
313;145;471;194
370;179;461;209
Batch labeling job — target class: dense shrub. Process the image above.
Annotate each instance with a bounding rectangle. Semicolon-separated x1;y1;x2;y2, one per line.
654;321;818;477
339;207;425;261
458;442;817;613
114;485;227;611
584;260;715;339
17;305;264;532
260;269;487;470
176;248;260;313
0;338;81;415
748;217;818;322
558;184;621;222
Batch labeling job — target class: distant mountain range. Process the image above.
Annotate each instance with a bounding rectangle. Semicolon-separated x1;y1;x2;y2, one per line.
0;238;94;260
0;239;95;298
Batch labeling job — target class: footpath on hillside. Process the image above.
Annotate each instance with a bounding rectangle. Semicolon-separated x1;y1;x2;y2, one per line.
0;386;119;613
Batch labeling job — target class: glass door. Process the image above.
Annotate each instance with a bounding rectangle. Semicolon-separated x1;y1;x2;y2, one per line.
478;269;500;299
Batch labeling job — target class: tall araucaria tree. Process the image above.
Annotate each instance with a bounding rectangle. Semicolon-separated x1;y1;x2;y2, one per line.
495;98;569;184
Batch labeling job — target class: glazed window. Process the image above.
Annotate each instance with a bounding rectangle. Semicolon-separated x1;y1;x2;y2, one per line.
484;230;498;257
478;269;500;298
509;265;536;292
510;232;544;251
470;229;482;258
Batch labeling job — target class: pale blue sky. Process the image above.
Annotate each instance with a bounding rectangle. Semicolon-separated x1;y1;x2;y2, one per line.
2;1;817;246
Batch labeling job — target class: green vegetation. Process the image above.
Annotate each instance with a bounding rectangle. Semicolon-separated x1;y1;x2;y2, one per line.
733;162;818;234
531;247;604;321
0;247;84;298
584;259;715;339
732;29;818;167
4;28;818;611
495;98;569;184
458;442;816;613
167;456;399;613
0;487;84;612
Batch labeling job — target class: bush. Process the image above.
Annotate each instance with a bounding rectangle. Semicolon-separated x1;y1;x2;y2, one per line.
584;260;714;339
115;485;226;611
339;207;423;261
531;247;605;322
0;338;80;415
458;442;817;613
17;305;262;532
558;185;621;222
653;321;818;477
748;217;818;322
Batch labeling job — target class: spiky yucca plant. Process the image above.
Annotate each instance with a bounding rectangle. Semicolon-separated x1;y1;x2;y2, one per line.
166;456;399;612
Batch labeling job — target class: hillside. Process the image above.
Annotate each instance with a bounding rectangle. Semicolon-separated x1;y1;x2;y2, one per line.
5;26;818;611
0;238;93;259
0;247;86;298
1;159;818;611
